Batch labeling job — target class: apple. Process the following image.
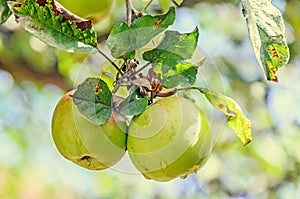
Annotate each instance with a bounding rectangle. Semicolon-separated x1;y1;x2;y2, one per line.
56;0;116;24
51;90;127;170
127;96;212;181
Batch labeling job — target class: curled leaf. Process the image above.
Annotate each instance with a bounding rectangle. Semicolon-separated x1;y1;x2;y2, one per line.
131;78;152;91
201;88;252;145
8;0;97;52
241;0;289;82
0;0;13;24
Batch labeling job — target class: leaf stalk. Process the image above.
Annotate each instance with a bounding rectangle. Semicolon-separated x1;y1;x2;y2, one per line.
95;46;123;75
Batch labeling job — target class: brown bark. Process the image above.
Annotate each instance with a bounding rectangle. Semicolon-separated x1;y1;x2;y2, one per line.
0;59;71;90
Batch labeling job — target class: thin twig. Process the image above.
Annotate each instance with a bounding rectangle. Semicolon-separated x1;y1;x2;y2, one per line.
131;56;159;77
126;0;141;25
95;46;123;75
112;81;121;94
126;0;134;26
132;61;152;76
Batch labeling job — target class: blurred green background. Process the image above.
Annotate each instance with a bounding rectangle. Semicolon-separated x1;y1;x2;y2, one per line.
0;0;300;198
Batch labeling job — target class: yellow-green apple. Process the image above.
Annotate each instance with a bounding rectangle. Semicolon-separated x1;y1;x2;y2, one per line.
51;90;127;170
127;96;212;181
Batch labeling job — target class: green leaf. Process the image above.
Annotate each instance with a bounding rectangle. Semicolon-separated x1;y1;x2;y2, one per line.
241;0;289;82
0;0;13;24
161;62;197;88
200;88;252;145
158;0;170;12
8;0;97;53
158;0;183;12
143;27;199;76
118;88;148;116
107;7;175;59
173;0;184;5
72;78;112;126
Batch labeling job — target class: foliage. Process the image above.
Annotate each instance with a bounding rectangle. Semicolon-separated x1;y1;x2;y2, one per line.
0;0;299;197
66;5;251;144
143;28;199;76
9;0;97;52
107;7;175;59
118;88;148;116
161;62;198;88
0;0;13;24
72;78;112;125
241;0;289;82
200;88;252;145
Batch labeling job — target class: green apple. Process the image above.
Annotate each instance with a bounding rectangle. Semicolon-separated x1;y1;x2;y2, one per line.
51;90;127;170
127;96;212;181
56;0;115;24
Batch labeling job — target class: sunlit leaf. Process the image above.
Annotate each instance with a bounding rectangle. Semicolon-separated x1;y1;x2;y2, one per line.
161;62;197;88
8;0;97;53
158;0;183;11
143;28;199;76
200;88;252;145
241;0;289;82
158;0;170;12
107;7;175;59
72;78;112;125
0;0;13;24
118;88;148;116
173;0;184;5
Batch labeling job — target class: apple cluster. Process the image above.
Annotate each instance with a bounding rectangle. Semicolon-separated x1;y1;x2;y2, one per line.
52;91;212;182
